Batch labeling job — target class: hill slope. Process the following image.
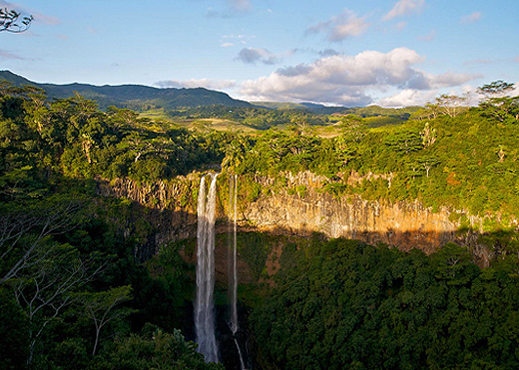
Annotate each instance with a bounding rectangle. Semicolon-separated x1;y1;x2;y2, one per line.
0;70;252;111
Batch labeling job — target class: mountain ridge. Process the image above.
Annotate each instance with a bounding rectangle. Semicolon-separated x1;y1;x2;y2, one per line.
0;70;252;111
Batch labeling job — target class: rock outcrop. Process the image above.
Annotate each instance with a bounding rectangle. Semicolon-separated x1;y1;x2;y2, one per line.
96;172;480;261
244;173;457;255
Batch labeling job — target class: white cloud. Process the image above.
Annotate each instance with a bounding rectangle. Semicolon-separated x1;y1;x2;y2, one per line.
238;47;481;106
235;47;279;65
154;78;237;91
417;29;436;42
221;42;235;47
427;71;483;88
306;9;370;42
461;11;482;24
383;0;425;20
378;89;438;107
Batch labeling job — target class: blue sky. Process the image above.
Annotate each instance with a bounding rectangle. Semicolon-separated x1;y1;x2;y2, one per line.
1;0;518;106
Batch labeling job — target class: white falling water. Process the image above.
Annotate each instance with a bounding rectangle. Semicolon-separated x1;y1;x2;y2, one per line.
229;175;247;370
229;175;238;334
195;174;219;363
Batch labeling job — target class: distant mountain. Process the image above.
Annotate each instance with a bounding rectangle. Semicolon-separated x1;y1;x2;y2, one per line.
299;102;346;115
340;105;421;117
0;70;252;111
251;101;308;110
251;101;347;114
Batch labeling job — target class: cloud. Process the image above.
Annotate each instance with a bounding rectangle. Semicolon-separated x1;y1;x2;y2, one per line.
461;11;482;24
206;0;252;18
0;48;25;60
395;21;408;30
417;29;436;42
306;9;370;42
221;42;235;47
383;0;425;20
238;47;481;106
427;71;482;88
319;49;340;57
229;0;252;13
378;89;438;107
235;47;279;65
33;12;60;26
154;78;237;91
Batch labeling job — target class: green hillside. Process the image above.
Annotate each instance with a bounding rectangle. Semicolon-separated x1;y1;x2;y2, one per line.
0;70;252;111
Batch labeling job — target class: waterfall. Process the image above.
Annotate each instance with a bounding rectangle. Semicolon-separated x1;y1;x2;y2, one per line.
195;173;219;363
229;175;238;334
229;175;247;369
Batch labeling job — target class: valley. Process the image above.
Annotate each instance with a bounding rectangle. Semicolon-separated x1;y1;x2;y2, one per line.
1;74;519;369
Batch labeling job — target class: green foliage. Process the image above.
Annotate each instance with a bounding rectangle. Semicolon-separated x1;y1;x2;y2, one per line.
0;288;29;370
90;325;224;370
0;83;231;187
251;238;519;370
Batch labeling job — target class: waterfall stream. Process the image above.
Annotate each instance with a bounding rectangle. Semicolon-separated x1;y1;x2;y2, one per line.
229;175;247;370
195;173;247;368
229;175;238;334
195;174;219;363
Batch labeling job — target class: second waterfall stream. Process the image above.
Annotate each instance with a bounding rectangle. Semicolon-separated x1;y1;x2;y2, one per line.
229;175;247;370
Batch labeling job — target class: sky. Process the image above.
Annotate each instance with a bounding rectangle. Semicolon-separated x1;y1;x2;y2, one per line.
1;0;518;107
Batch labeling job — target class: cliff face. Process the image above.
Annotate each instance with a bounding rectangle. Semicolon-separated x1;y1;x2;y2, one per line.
96;176;200;260
96;172;477;262
243;173;457;255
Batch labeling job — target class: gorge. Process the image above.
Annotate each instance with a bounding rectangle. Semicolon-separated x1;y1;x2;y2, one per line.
96;170;494;271
3;80;519;370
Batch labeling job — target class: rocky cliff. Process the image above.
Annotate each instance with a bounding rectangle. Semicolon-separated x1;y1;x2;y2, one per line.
96;176;200;260
242;172;464;255
96;172;484;260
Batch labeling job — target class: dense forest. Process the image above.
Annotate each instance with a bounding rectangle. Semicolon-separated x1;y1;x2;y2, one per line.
251;238;519;370
1;78;519;369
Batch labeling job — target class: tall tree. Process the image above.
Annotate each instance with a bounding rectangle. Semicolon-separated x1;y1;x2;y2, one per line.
74;286;133;356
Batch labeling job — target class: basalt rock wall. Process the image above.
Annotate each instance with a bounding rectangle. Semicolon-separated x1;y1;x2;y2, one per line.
96;172;480;261
243;173;459;255
96;176;200;261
